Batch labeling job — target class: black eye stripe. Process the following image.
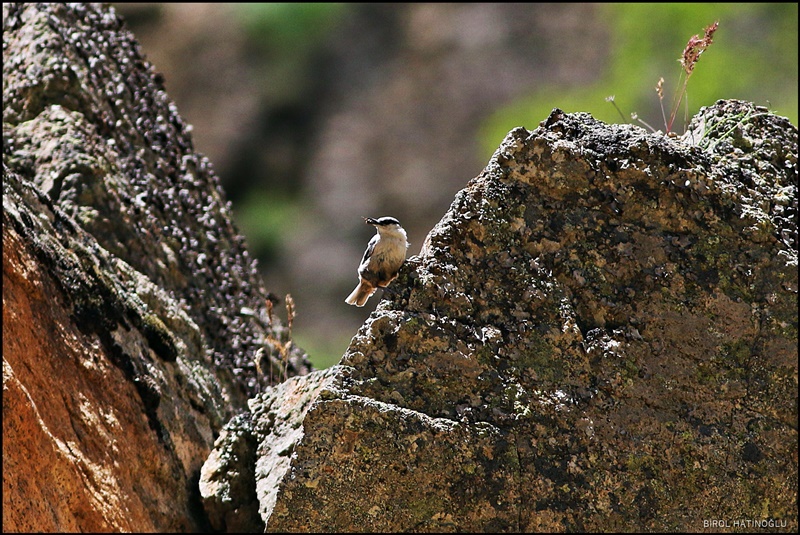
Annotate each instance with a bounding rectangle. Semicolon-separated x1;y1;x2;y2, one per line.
371;217;400;226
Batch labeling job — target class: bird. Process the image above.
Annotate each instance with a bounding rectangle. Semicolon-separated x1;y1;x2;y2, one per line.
345;216;408;307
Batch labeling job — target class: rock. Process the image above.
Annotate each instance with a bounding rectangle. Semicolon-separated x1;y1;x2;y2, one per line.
199;412;262;533
3;3;309;531
203;103;797;531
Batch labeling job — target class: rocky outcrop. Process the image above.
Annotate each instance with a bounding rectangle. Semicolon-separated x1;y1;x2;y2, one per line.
3;3;308;531
202;101;797;531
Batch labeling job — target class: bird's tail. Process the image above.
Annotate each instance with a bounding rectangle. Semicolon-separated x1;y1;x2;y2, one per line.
345;280;376;307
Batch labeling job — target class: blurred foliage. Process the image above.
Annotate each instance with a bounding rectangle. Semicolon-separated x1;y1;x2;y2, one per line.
481;3;798;156
233;190;302;265
233;3;348;104
294;332;354;370
236;2;346;52
230;3;353;369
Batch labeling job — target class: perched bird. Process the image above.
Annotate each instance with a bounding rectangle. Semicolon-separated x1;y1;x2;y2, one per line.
345;216;408;307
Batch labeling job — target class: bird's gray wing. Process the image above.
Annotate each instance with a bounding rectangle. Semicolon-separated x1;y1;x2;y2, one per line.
360;235;379;266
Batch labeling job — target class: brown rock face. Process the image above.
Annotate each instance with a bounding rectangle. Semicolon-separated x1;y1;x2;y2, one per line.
3;188;195;531
3;3;308;531
203;102;797;532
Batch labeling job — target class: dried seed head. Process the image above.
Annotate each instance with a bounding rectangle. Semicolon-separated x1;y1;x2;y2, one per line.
681;21;719;76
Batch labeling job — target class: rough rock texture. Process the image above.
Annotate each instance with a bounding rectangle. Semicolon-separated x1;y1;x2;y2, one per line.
200;366;343;533
3;3;309;531
202;101;797;532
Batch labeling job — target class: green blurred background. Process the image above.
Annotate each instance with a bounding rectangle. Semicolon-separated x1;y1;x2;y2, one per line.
483;4;798;152
115;3;798;369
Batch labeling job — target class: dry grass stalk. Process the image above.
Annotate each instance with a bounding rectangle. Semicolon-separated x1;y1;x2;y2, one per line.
668;21;719;132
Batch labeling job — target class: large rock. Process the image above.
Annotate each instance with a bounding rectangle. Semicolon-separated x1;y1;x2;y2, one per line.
202;101;797;531
3;3;309;531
